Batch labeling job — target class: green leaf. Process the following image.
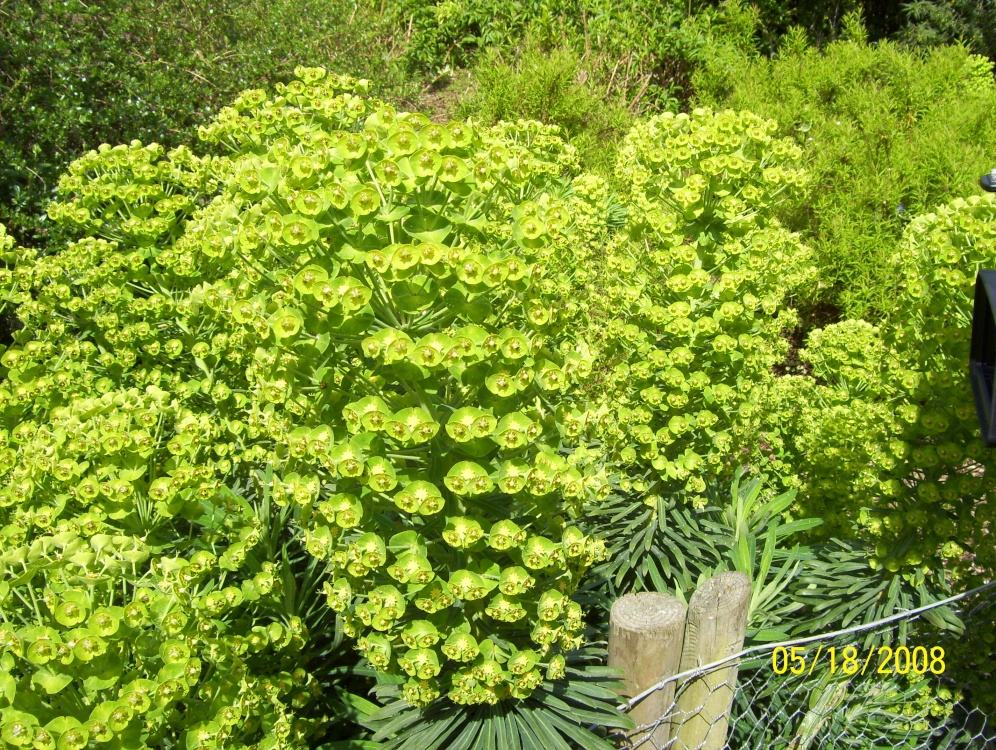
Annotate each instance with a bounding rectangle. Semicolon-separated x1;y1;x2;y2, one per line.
445;719;482;750
381;204;411;222
403;212;451;243
0;672;15;704
518;705;572;750
541;711;617;750
46;717;82;735
760;489;797;520
31;669;73;694
391;276;440;313
733;533;752;575
84;650;124;692
259;163;281;191
502;711;522;750
388;531;427;557
920;607;949;630
774;518;823;540
117;726;146;750
335;689;381;722
444;287;490;322
757;526;776;585
750;628;792;642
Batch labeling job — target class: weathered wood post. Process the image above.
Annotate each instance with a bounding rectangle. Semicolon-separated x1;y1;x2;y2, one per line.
608;592;687;748
671;571;751;750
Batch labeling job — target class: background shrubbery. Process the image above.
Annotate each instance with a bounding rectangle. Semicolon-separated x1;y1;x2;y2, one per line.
694;21;996;320
0;0;412;247
454;35;634;177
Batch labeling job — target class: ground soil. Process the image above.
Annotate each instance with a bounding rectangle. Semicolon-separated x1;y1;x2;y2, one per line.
419;69;475;123
773;299;843;378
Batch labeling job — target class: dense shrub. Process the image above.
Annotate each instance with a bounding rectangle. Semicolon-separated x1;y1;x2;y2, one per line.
0;0;409;248
0;102;346;750
0;67;644;749
388;0;745;110
748;195;996;588
456;35;634;176
729;190;996;727
902;0;996;61
0;62;868;748
571;107;816;592
693;27;996;320
745;1;924;52
5;12;995;737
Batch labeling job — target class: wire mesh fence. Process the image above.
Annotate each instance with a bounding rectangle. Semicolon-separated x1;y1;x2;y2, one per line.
610;581;996;750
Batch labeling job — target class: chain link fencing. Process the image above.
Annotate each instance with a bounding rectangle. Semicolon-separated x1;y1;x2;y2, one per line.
609;581;996;750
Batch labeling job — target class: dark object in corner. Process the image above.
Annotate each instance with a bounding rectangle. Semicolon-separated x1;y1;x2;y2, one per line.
982;170;996;193
971;270;996;445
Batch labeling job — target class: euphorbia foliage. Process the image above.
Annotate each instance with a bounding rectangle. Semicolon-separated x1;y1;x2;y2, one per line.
0;66;615;750
5;60;988;750
748;195;996;584
571;109;817;592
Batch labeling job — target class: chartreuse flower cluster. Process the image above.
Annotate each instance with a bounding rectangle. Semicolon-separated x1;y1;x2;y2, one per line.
46;141;217;248
0;66;614;746
0;242;324;750
566;109;815;591
747;195;996;585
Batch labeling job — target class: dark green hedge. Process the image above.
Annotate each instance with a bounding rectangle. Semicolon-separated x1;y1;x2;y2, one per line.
0;0;410;247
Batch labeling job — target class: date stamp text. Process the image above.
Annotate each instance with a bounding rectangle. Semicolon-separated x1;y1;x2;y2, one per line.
771;645;945;676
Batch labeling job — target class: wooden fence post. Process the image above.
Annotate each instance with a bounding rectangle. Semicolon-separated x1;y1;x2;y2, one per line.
608;592;687;748
671;571;751;750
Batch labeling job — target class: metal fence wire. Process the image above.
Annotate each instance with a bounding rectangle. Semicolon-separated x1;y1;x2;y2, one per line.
610;581;996;750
